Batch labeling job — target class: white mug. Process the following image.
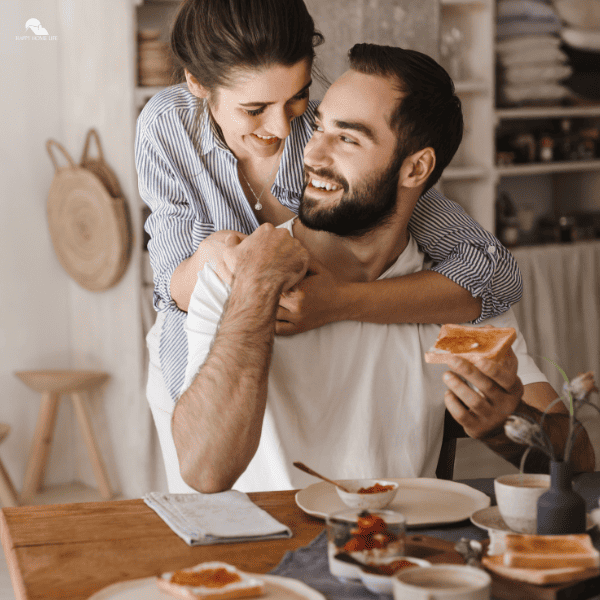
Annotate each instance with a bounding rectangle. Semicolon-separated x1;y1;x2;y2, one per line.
393;565;491;600
494;473;550;533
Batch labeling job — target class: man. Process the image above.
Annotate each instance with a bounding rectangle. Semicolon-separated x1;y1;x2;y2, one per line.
168;44;594;494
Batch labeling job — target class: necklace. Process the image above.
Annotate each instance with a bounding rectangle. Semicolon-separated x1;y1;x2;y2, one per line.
239;143;284;211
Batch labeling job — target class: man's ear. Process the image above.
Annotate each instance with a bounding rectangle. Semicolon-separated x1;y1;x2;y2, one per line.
399;147;436;189
184;69;209;99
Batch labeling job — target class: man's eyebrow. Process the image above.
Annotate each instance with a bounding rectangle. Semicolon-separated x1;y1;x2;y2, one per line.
314;108;378;143
239;80;312;108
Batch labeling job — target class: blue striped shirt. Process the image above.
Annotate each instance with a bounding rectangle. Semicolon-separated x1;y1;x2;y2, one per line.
135;85;522;402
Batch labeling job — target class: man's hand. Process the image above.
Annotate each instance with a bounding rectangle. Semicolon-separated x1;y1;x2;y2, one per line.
233;223;310;294
443;348;524;439
276;257;346;335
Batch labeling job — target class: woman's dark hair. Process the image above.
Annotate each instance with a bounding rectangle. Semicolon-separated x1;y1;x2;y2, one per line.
171;0;324;93
348;43;463;191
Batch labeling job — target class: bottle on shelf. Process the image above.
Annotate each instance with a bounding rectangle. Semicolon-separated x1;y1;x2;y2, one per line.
556;119;578;162
496;193;520;247
538;133;554;162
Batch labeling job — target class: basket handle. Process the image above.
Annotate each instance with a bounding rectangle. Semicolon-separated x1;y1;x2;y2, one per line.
80;128;104;164
46;139;77;172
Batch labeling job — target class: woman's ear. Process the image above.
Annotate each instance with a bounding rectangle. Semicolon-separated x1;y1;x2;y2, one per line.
184;69;209;99
399;147;436;189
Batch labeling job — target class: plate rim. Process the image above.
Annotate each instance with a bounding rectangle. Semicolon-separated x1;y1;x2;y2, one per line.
470;505;596;533
295;477;491;525
88;573;326;600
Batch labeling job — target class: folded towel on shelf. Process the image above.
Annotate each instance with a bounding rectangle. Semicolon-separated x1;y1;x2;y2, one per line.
497;0;562;39
498;45;569;66
503;62;573;84
143;490;293;546
500;81;572;104
497;34;562;55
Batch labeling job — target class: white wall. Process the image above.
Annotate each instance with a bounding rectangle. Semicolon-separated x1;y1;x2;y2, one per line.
0;0;74;488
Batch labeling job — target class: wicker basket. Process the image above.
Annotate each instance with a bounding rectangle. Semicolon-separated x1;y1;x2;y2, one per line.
46;131;132;292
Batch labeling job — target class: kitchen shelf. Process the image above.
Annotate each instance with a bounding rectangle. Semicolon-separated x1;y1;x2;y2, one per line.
496;159;600;177
496;104;600;121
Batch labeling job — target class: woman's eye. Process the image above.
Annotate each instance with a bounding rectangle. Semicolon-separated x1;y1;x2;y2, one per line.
294;90;309;101
245;106;266;117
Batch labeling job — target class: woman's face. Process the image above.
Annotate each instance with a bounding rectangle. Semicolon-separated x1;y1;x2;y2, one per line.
188;59;312;160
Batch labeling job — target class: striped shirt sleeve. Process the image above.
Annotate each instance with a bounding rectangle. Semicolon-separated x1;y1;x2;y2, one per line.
135;124;213;312
408;188;523;323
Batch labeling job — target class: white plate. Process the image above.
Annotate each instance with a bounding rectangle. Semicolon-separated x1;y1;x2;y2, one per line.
295;478;490;526
88;573;326;600
470;505;597;534
358;557;432;595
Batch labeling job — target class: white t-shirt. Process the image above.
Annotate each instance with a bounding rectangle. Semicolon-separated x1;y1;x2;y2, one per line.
183;220;547;493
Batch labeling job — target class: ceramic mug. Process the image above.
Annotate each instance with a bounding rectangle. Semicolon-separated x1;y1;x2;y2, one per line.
494;473;550;533
393;565;491;600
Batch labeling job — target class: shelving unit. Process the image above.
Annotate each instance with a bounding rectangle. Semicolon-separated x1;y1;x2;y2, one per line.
438;0;495;232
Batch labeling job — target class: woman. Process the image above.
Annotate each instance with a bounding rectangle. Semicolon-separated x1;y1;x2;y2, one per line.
135;0;522;491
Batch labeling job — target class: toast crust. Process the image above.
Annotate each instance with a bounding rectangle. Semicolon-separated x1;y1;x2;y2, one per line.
424;324;517;365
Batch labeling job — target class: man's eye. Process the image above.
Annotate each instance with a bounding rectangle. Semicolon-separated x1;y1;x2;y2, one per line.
310;122;323;132
245;106;266;116
341;136;356;144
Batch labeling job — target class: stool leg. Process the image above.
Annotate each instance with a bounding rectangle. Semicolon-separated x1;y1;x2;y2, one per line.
71;392;113;500
0;459;19;507
21;392;61;502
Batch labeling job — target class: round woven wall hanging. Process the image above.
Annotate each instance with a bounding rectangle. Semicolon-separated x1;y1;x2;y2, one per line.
46;134;132;292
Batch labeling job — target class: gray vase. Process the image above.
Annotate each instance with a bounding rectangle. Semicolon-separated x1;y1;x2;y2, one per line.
537;460;586;534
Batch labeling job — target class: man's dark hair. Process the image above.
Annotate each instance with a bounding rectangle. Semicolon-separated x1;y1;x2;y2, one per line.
348;43;463;191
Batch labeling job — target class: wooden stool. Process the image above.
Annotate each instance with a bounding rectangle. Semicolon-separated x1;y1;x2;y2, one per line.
15;370;113;503
0;423;19;507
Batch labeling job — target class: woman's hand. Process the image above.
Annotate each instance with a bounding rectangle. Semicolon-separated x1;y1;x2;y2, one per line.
171;230;247;311
275;258;348;335
442;347;524;439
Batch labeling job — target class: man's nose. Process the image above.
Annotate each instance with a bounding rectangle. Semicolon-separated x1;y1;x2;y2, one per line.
304;133;331;169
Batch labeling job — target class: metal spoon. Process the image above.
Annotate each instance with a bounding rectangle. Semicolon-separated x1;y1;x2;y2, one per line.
292;461;352;493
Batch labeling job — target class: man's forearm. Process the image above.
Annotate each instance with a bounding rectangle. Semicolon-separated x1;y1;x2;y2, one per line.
172;276;282;493
482;400;595;475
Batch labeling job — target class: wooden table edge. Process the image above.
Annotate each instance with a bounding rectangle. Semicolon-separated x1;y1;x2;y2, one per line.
1;509;28;600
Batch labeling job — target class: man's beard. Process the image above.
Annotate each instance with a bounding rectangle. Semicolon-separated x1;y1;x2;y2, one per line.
299;152;404;238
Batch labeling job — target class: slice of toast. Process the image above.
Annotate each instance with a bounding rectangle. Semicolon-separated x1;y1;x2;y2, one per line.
502;533;600;570
482;554;592;585
424;324;517;365
156;562;264;600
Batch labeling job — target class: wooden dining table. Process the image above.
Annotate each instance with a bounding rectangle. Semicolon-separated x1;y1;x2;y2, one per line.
1;490;329;600
2;476;600;600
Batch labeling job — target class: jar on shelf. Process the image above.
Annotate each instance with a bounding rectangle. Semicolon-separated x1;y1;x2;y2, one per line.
539;134;554;162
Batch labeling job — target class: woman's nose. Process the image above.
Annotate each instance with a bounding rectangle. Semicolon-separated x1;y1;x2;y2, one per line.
265;106;292;139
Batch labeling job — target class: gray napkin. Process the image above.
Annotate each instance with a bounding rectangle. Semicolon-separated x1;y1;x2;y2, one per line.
143;491;292;546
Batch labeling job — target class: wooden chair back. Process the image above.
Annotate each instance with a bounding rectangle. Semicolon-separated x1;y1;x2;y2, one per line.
436;410;468;480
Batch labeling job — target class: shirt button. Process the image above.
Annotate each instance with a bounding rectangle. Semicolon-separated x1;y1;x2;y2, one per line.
487;245;496;254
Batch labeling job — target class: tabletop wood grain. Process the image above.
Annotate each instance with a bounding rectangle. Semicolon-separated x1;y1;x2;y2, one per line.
0;490;324;600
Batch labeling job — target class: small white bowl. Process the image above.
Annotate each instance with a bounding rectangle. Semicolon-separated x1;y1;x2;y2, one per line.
336;479;399;509
359;556;431;595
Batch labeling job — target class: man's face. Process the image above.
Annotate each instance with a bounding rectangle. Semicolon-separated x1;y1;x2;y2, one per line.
299;70;404;237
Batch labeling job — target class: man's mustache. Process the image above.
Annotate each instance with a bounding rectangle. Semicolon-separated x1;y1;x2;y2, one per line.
303;166;349;192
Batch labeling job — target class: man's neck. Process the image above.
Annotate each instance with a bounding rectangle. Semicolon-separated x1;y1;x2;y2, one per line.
292;190;420;282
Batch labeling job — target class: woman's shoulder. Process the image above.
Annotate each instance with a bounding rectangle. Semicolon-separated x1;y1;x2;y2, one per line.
137;84;200;132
